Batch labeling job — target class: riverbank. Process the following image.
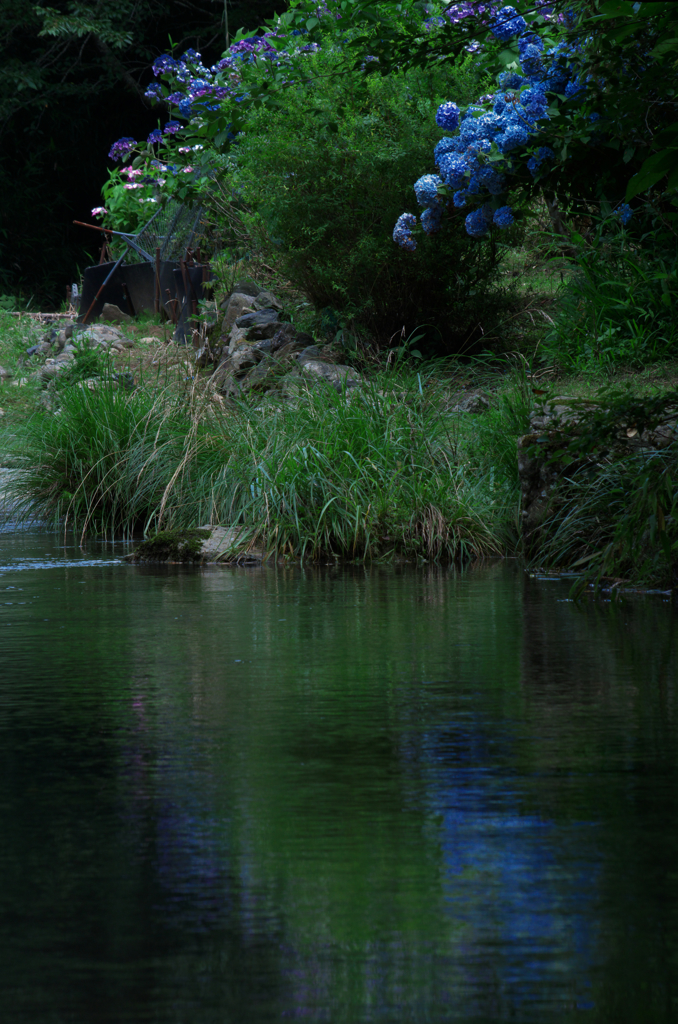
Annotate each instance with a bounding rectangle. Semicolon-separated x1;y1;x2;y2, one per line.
2;308;678;588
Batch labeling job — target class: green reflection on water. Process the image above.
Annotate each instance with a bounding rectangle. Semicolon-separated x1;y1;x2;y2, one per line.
1;535;678;1022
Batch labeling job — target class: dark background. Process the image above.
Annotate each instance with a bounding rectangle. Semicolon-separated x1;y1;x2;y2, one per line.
0;0;286;308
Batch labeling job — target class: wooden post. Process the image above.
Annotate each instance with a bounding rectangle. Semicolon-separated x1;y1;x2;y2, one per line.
154;247;161;316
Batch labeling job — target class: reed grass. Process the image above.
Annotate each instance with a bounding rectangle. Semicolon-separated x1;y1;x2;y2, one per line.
4;367;522;562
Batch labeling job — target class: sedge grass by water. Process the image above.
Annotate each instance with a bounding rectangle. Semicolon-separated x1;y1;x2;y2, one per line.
2;367;525;562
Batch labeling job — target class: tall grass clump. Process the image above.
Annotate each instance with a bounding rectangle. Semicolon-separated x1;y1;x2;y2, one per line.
5;369;520;561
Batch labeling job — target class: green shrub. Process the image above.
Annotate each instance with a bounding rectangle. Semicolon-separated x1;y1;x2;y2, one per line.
225;49;513;353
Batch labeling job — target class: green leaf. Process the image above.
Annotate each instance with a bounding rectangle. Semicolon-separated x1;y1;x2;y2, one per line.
626;150;676;200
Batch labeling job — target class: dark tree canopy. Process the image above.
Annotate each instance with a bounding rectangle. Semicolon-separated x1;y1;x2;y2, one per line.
0;0;286;305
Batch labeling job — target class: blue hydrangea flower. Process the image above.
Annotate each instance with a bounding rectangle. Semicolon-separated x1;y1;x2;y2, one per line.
144;82;163;101
153;55;176;76
498;71;525;89
438;153;469;189
477;166;506;194
519;43;544;77
564;79;584;99
490;6;528;42
179;99;193;117
526;146;554;177
421;206;444;235
436;101;460;131
615;203;633;226
518;33;544;56
147;129;163;145
453;190;469;208
393;213;418;251
493;205;514;228
496;123;530;152
414;174;444;208
108;137;137;161
434;137;463;164
465;206;492;238
164;121;182;135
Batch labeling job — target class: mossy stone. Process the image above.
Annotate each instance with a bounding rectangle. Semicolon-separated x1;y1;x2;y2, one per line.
132;528;211;562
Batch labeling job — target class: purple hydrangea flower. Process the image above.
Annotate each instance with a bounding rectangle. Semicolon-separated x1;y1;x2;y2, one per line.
144;82;163;101
108;137;137;161
147;129;163;145
153;55;176;76
436;101;460;131
393;212;418;251
164;121;182;135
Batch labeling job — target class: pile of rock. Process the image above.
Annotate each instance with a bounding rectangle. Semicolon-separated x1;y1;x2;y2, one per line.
25;315;134;385
517;396;678;545
206;280;362;397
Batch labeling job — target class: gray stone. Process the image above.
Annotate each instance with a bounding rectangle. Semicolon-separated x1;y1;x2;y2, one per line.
100;303;132;324
451;393;490;414
299;360;362;391
0;365;13;380
227;325;249;354
235;308;280;339
296;345;323;363
222;292;256;335
231;344;263;375
77;325;124;348
233;279;262;298
253;290;283;311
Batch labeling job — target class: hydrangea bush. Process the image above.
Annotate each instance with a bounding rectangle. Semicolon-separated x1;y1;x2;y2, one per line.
393;2;624;251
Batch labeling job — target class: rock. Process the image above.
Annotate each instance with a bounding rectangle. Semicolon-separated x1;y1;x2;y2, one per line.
233;280;261;298
296;345;323;363
451;393;490;414
529;397;598;432
100;303;132;324
54;351;75;364
10;378;28;387
38;342;53;356
299;359;362;391
231;343;263;375
0;366;13;381
253;290;283;311
227;325;249;354
126;525;266;564
39;362;67;382
75;324;124;347
235;308;280;339
139;335;161;344
221;292;256;335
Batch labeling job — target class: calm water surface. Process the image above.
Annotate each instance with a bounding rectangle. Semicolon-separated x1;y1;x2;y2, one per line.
1;531;678;1023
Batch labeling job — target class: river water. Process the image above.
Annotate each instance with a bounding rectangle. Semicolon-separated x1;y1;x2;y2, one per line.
1;531;677;1023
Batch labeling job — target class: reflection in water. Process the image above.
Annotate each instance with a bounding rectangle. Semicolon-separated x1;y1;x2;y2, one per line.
1;535;678;1022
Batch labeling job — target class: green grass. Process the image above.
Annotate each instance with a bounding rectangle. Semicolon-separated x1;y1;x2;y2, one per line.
2;366;524;561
